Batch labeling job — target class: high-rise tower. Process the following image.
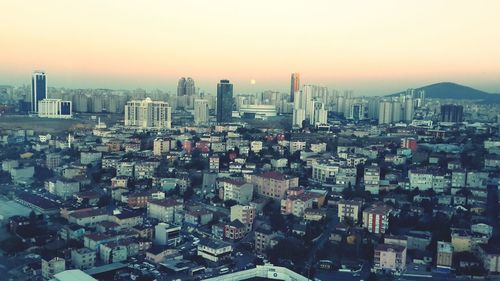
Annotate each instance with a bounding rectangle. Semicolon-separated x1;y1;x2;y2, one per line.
216;79;233;123
290;73;300;102
31;71;47;113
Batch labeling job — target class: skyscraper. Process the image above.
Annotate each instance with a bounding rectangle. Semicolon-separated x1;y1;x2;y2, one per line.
216;79;233;123
177;77;196;109
290;73;300;102
31;70;47;113
194;99;209;125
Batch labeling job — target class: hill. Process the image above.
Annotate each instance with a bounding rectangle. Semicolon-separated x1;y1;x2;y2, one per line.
389;82;500;103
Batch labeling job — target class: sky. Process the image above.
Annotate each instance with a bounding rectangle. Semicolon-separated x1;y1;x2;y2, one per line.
1;0;500;96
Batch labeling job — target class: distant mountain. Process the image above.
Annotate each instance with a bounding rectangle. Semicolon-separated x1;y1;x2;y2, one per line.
388;82;500;103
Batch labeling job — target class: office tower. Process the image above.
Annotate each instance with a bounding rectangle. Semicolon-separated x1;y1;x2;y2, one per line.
194;99;209;125
124;97;172;128
177;77;196;109
290;73;300;102
378;100;393;124
31;71;47;113
440;105;463;123
216;79;233;123
38;99;72;119
404;96;414;122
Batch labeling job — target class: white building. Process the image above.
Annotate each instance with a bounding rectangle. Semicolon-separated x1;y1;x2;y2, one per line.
155;223;181;246
124;98;171;129
38;99;72;119
194;99;209;125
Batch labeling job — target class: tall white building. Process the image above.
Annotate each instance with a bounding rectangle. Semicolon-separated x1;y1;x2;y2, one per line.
310;101;327;126
194;99;209;125
404;96;414;122
392;101;402;123
378;100;393;125
293;109;305;128
38;99;72;119
124;98;172;129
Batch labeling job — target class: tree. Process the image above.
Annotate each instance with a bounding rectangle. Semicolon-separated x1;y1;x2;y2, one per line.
34;166;53;182
224;199;238;209
183;186;194;200
97;195;111;207
29;211;37;224
270;213;286;231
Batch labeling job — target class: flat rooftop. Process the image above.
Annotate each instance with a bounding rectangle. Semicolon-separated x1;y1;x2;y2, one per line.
0;196;32;221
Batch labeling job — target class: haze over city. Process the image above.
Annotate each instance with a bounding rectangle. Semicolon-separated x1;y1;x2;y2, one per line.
1;0;500;95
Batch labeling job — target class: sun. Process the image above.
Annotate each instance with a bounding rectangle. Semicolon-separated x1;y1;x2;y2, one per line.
250;79;256;85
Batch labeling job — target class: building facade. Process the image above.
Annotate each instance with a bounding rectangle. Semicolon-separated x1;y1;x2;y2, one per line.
124;98;172;129
216;80;233;123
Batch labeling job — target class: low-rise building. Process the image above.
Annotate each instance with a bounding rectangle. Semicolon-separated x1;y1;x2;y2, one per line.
436;241;453;269
337;199;363;223
147;199;183;223
71;248;96;270
197;238;233;263
362;202;393;234
42;255;66;280
374;244;407;273
218;178;254;204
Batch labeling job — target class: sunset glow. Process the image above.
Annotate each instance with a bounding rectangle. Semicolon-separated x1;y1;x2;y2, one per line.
1;0;499;94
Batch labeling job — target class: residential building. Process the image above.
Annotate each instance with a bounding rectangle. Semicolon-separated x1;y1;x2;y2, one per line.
440;104;463;123
363;202;393;234
475;244;500;273
147;199;183;223
374;244;407;273
280;193;315;217
230;204;256;231
153;138;171;156
194;99;209;125
42;255;66;280
219;178;254;204
154;223;181;246
436;241;453;269
251;171;299;200
124;98;172;129
197;239;233;263
337;199;363;223
364;164;381;194
71;248;96;270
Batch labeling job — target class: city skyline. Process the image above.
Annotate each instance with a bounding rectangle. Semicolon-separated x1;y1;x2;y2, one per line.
1;1;500;95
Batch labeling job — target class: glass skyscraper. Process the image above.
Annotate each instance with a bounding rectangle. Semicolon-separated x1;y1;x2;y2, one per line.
216;79;233;123
31;71;47;113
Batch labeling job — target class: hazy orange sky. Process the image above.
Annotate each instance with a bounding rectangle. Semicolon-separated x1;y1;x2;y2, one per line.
1;0;499;95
